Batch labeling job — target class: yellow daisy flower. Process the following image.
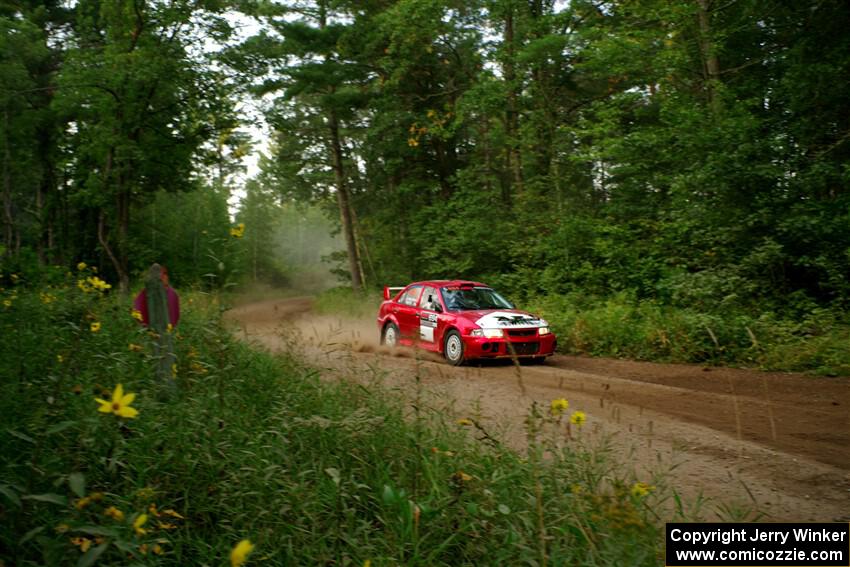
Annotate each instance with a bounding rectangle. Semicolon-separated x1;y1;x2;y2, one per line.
133;513;148;536
95;384;139;419
630;482;654;498
70;537;92;552
550;398;569;416
570;410;587;427
230;539;255;567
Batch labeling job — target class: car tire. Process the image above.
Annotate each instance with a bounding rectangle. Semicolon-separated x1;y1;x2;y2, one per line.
382;322;399;348
444;330;465;366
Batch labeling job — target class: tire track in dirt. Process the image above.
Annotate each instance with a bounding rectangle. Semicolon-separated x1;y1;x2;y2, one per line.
225;297;850;522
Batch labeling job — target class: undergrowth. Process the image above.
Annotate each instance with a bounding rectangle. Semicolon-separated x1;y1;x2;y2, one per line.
0;270;683;566
526;292;850;376
311;286;850;376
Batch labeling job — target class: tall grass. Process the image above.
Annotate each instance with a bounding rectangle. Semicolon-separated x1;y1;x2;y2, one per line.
0;274;677;565
526;292;850;376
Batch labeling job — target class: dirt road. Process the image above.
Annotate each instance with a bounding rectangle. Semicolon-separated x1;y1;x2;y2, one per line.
225;297;850;522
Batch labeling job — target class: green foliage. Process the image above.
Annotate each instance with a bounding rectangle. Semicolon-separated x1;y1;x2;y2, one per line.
0;280;676;565
526;293;850;376
313;286;382;319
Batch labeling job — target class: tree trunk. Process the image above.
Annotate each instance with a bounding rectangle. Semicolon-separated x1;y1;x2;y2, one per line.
503;4;524;196
2;108;12;257
98;147;130;294
328;111;363;292
116;189;130;293
697;0;721;112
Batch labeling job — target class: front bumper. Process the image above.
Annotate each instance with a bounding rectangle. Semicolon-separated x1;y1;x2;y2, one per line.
462;332;557;359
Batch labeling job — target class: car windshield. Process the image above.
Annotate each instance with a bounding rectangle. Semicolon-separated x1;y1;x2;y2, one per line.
441;287;513;311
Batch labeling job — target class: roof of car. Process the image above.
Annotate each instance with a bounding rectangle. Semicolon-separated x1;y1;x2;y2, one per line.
407;280;489;288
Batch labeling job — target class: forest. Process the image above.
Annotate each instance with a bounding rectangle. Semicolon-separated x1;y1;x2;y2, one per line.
2;0;849;371
2;2;849;564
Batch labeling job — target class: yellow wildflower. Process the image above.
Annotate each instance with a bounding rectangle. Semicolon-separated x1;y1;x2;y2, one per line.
550;398;569;416
133;513;148;536
157;521;177;530
407;137;419;147
570;410;587;427
55;523;70;533
229;223;245;238
139;543;149;555
131;309;143;321
95;384;139;419
171;363;177;377
2;299;10;308
104;506;125;521
454;471;473;483
630;482;654;498
152;543;163;555
87;276;111;291
74;496;91;510
167;323;173;332
135;487;156;501
570;484;584;494
364;561;371;567
456;418;473;426
90;322;101;333
230;539;255;567
163;509;185;519
57;354;64;363
77;262;87;271
128;343;143;352
70;537;92;552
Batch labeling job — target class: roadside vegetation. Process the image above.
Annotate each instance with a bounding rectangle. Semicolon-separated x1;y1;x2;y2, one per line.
314;287;850;376
0;270;732;566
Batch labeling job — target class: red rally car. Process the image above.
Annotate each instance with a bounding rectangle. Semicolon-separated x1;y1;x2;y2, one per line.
377;280;557;365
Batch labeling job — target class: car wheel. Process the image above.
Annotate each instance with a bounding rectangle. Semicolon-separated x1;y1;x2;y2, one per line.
382;322;399;347
444;330;465;366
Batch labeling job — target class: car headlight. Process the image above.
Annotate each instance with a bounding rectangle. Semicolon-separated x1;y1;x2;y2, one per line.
538;326;550;335
471;328;504;338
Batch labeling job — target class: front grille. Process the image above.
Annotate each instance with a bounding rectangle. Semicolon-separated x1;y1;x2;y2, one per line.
508;342;539;355
507;329;536;337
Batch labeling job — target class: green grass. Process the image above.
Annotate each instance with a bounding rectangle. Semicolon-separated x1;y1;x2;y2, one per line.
525;292;850;376
313;286;382;319
1;276;697;566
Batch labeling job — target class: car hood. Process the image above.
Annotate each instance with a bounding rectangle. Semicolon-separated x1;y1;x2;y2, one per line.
454;309;548;329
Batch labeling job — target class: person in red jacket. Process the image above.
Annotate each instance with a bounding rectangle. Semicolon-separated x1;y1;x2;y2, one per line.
133;265;180;327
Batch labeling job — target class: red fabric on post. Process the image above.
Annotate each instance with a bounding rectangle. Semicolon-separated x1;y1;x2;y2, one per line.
133;286;180;327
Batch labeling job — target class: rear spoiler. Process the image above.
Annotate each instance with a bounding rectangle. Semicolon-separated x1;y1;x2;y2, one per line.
383;286;405;300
